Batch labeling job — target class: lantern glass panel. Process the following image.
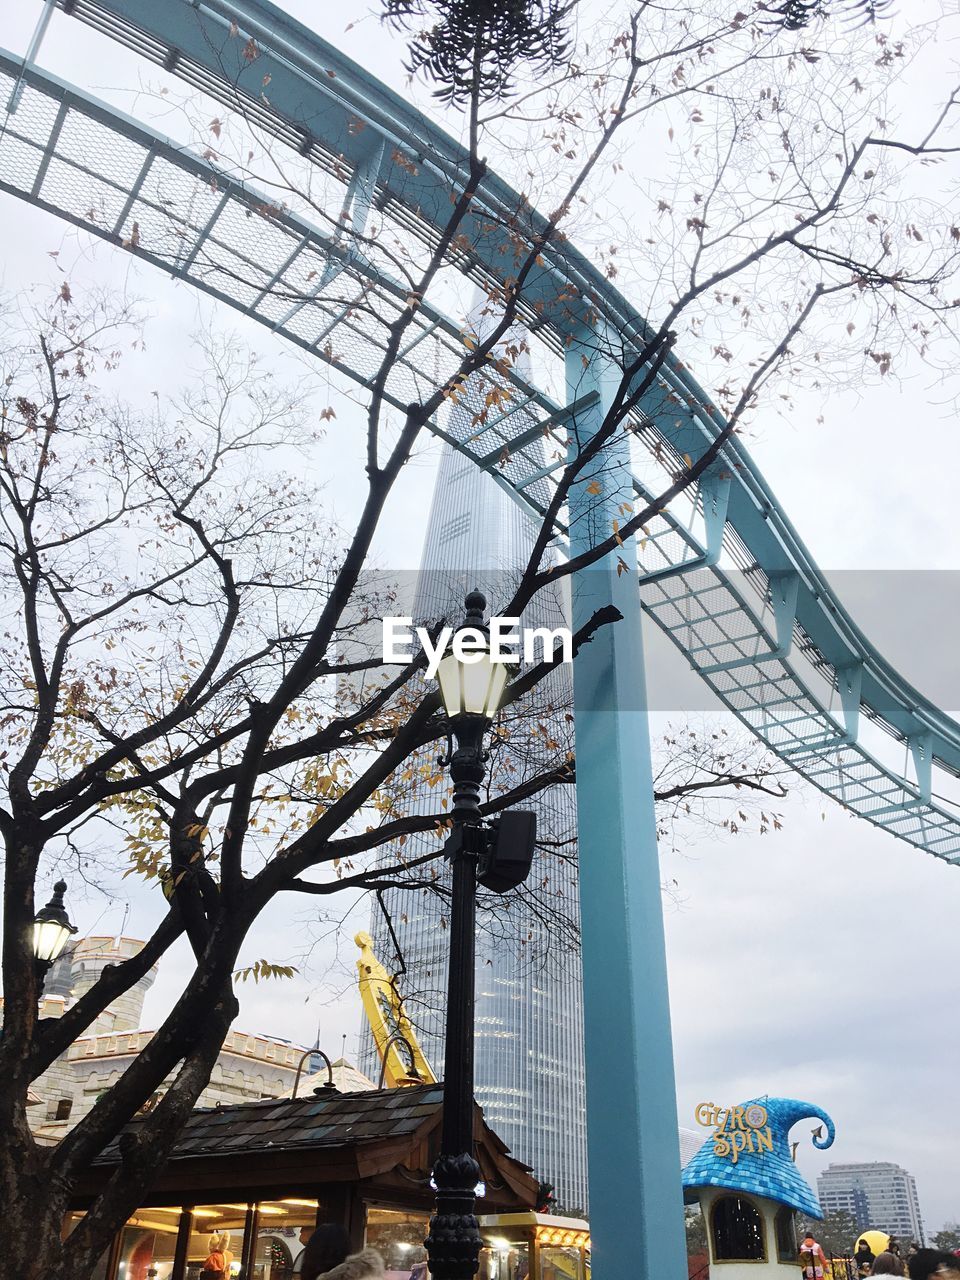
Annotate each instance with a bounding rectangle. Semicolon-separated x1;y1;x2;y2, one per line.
483;660;509;717
33;919;72;964
436;651;463;718
437;651;509;719
460;654;495;716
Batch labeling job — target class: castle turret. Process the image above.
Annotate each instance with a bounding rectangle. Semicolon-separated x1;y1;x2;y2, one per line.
62;936;157;1032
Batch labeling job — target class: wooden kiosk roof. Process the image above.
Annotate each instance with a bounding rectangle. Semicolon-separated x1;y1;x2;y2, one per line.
74;1083;538;1213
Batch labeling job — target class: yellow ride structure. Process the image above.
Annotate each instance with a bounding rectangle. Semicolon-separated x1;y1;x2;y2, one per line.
856;1232;892;1260
354;931;436;1088
355;935;591;1279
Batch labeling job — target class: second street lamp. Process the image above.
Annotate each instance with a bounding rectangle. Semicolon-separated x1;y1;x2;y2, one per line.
33;879;77;991
425;591;534;1280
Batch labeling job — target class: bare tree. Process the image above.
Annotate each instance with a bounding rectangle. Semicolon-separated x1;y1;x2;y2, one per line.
2;2;960;1277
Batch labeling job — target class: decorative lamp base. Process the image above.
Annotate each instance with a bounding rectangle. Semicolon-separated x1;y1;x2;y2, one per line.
425;1152;482;1280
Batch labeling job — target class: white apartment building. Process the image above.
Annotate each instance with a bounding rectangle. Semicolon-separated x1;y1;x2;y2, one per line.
817;1161;925;1243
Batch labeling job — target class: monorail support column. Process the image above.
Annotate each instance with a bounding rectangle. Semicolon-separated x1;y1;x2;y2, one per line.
565;327;686;1280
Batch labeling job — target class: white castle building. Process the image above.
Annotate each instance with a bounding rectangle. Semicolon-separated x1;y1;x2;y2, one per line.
12;935;358;1144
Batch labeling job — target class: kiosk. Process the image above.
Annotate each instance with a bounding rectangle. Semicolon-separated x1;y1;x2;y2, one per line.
683;1097;836;1280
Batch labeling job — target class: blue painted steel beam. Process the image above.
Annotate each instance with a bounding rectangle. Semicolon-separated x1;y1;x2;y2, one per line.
52;0;614;337
2;23;960;1280
628;371;960;773
53;0;960;791
566;329;687;1279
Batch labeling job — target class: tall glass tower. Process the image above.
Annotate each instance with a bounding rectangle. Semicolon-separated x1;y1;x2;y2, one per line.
362;341;588;1212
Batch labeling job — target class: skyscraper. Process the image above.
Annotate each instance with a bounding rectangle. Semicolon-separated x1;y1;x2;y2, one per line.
362;339;588;1211
817;1162;925;1243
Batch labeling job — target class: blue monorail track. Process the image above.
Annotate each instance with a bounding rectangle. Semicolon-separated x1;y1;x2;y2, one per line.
1;0;957;865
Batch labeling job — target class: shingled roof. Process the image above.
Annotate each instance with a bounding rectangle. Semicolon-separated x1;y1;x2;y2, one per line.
96;1083;447;1163
682;1096;835;1218
80;1082;538;1212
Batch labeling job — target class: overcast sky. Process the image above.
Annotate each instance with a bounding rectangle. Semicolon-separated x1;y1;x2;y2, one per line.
3;0;960;1240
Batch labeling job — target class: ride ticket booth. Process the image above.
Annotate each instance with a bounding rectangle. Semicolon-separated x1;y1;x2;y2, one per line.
682;1097;836;1280
68;1083;538;1280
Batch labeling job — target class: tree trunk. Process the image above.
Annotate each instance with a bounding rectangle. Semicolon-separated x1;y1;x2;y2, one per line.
0;984;239;1280
0;1096;73;1280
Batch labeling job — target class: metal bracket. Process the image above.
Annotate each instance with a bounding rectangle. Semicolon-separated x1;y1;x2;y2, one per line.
780;662;863;759
700;569;799;675
271;137;385;332
837;662;863;741
701;470;732;564
637;469;731;587
909;731;933;804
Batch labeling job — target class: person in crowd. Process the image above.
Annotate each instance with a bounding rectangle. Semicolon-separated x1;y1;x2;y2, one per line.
907;1250;960;1280
203;1234;232;1280
293;1226;315;1277
858;1240;878;1277
800;1233;828;1280
407;1255;428;1280
300;1223;384;1280
873;1250;905;1276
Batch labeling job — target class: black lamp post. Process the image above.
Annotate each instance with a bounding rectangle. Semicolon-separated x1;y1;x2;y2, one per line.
33;879;77;990
424;591;512;1280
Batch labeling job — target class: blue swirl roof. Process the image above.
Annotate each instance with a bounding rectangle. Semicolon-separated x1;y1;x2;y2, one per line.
681;1097;835;1218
